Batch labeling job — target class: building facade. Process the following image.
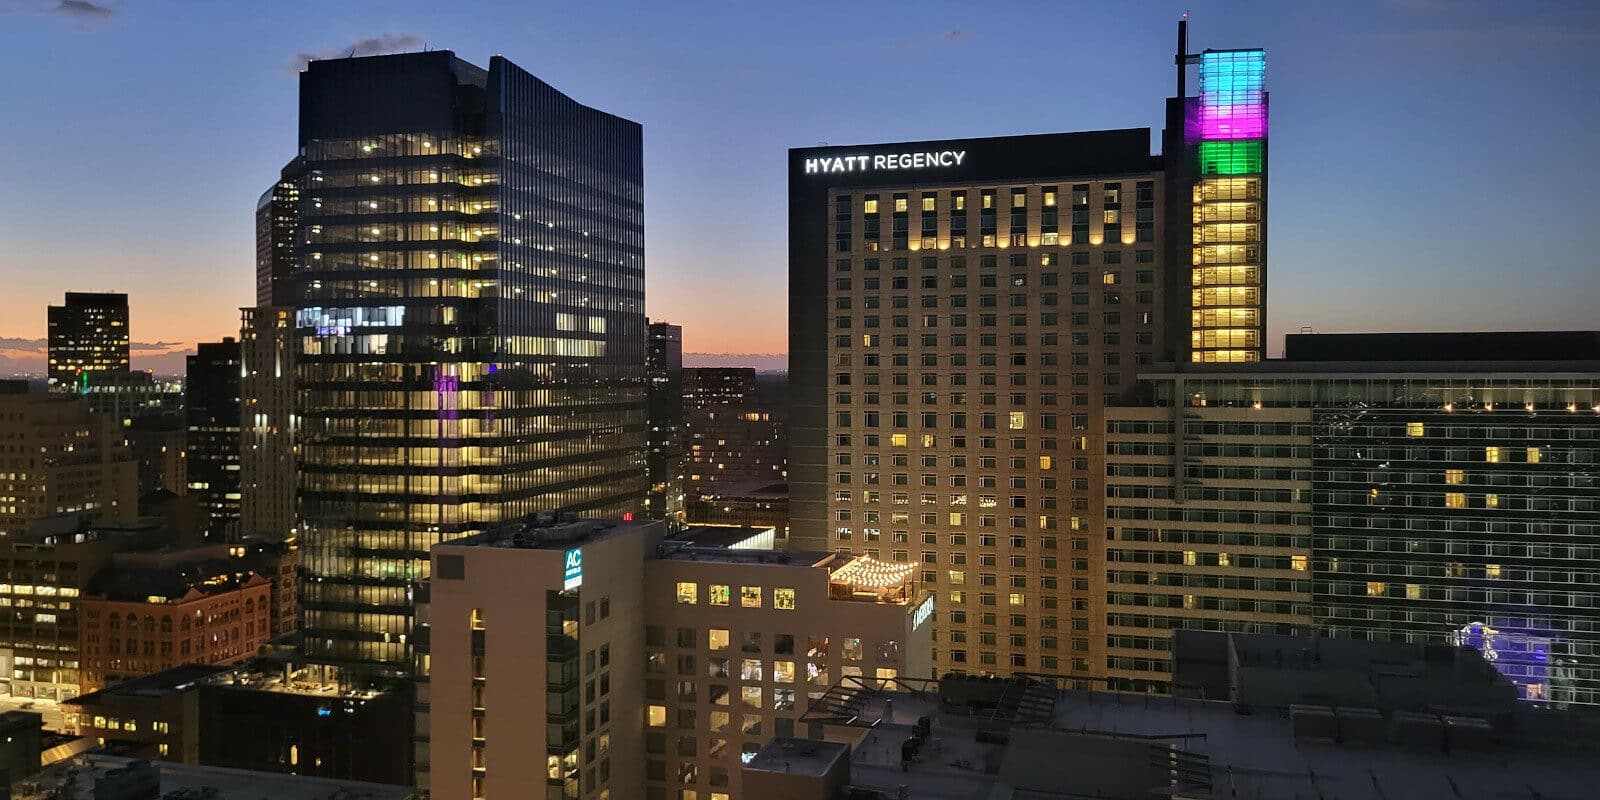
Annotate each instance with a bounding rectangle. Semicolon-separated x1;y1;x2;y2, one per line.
47;292;130;392
422;519;931;800
0;391;138;537
1103;337;1600;707
648;322;685;522
292;51;647;678
788;131;1169;677
256;160;303;309
78;565;271;694
239;306;297;542
185;339;242;541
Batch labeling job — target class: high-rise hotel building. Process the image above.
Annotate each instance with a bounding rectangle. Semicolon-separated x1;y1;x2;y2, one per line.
789;27;1264;676
293;52;647;679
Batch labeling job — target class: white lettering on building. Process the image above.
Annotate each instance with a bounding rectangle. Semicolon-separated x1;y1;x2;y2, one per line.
804;150;966;176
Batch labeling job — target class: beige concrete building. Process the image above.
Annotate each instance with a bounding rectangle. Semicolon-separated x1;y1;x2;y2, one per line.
238;306;297;542
422;518;932;800
789;132;1169;679
0;389;137;537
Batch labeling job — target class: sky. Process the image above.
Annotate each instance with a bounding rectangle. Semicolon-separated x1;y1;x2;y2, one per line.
0;0;1596;374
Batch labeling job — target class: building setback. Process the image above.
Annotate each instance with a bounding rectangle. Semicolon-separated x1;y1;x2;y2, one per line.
292;51;647;679
421;518;931;799
47;292;130;392
1102;333;1600;707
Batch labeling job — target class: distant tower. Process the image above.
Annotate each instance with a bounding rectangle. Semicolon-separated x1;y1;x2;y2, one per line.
647;321;685;522
47;292;130;391
186;338;242;540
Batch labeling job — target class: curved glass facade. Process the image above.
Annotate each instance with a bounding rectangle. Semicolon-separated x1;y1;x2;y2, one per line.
294;53;646;677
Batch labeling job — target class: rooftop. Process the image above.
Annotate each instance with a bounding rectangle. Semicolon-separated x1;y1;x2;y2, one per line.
444;517;660;551
66;665;228;705
789;675;1600;800
15;756;409;800
1285;331;1600;363
669;525;778;550
744;736;849;778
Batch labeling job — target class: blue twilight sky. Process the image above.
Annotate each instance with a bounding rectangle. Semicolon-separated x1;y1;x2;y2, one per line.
0;0;1596;372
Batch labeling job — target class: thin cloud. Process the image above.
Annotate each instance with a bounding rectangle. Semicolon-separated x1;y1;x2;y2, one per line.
0;337;186;354
51;0;113;17
288;32;427;72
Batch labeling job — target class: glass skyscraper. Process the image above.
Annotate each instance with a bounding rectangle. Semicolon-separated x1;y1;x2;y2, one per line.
293;52;646;678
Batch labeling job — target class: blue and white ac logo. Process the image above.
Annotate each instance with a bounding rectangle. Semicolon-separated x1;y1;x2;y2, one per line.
563;548;584;590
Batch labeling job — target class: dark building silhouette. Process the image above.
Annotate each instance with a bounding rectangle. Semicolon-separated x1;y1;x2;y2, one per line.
647;321;685;521
185;339;242;540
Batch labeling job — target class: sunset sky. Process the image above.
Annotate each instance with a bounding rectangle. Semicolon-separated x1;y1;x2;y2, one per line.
1;0;1596;374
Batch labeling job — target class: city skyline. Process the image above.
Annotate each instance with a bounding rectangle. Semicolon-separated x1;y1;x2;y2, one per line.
1;0;1598;373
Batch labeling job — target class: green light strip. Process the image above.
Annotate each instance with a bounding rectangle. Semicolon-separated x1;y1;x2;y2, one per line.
1198;141;1263;175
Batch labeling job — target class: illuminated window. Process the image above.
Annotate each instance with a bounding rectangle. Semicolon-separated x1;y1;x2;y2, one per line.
1007;412;1026;430
842;637;862;660
1103;209;1120;224
1043;190;1056;207
1039;455;1053;470
709;585;730;606
740;586;762;608
1182;551;1197;566
1217;552;1231;567
1290;555;1308;572
774;588;796;611
648;705;666;727
1366;582;1387;597
1445;469;1465;485
954;195;966;211
1445;492;1467;509
863;199;878;214
1008;593;1025;607
709;629;729;650
1485;493;1499;509
470;608;485;630
1406;422;1425;437
676;582;698;605
1485;446;1501;463
773;660;795;683
1486;564;1502;579
1406;584;1422;600
890;433;908;447
1527;447;1541;464
1102;272;1119;285
947;570;965;585
921;196;936;212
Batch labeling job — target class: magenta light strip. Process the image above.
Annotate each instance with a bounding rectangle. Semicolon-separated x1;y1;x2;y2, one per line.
1198;104;1266;139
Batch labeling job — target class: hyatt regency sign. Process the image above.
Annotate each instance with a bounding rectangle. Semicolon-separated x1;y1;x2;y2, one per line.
804;150;967;175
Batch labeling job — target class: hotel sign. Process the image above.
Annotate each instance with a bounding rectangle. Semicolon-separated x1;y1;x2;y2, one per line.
563;547;583;591
804;150;967;175
912;595;934;631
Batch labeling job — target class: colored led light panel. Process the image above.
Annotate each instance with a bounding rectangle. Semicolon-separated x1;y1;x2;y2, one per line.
1198;141;1263;175
1198;50;1267;141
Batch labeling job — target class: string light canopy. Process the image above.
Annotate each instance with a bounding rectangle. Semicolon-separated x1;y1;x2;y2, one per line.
831;556;917;590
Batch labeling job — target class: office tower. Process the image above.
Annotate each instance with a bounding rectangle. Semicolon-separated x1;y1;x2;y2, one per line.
47;292;130;392
294;51;646;679
1103;332;1600;706
185;339;242;541
256;159;303;308
789;131;1168;675
421;518;930;799
647;321;685;521
78;562;271;694
239;306;296;541
1166;22;1268;364
0;390;137;536
684;367;756;411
